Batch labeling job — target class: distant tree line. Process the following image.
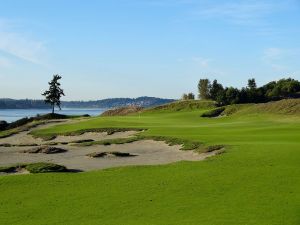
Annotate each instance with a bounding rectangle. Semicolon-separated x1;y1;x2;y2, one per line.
0;97;175;109
198;78;300;105
0;99;51;109
182;78;300;105
182;93;195;100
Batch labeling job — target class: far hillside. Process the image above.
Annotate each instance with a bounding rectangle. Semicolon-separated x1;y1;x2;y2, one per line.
101;99;300;117
145;100;216;112
0;97;175;109
199;99;300;118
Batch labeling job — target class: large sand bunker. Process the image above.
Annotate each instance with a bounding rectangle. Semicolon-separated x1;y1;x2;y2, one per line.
0;121;221;173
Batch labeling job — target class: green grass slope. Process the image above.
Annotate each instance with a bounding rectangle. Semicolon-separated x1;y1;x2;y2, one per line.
1;100;300;225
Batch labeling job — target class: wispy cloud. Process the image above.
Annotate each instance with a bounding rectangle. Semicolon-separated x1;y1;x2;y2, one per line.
262;47;300;72
0;19;46;65
144;0;296;26
191;57;211;68
139;0;199;7
193;1;292;25
177;56;211;68
263;47;282;61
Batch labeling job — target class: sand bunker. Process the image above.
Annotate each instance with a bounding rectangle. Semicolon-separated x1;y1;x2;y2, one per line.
0;140;221;172
0;121;221;173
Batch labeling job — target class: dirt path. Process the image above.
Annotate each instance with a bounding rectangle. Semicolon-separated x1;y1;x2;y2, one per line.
0;120;220;172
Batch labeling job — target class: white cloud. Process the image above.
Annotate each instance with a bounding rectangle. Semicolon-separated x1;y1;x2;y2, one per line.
0;19;46;65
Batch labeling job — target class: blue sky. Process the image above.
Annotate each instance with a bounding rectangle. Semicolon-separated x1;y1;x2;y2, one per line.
0;0;300;100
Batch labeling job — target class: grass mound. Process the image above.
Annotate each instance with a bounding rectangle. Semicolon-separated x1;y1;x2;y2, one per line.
70;139;95;143
86;152;107;158
25;163;67;173
86;151;136;158
110;151;135;157
0;162;67;174
22;146;67;154
0;165;18;173
101;106;143;116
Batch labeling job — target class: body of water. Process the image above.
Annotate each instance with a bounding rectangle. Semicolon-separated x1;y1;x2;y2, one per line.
0;108;107;123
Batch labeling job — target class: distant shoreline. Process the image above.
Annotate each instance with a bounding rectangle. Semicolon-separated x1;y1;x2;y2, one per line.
0;97;175;109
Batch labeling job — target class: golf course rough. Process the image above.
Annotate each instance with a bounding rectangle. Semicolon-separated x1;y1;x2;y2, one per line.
0;99;300;225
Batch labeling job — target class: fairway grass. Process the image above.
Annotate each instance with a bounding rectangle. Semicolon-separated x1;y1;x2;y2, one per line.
1;101;300;225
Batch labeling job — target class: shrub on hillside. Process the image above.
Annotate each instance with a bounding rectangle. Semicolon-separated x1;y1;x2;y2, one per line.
8;117;34;129
0;121;8;131
201;107;225;118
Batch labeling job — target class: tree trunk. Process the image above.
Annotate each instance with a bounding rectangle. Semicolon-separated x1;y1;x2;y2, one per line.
52;104;54;114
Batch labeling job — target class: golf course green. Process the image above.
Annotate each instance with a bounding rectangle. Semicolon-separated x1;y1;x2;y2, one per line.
0;99;300;225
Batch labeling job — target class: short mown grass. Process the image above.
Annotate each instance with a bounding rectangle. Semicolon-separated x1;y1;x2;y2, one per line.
1;100;300;225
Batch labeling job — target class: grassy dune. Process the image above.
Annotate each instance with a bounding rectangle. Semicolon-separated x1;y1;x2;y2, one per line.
1;100;300;225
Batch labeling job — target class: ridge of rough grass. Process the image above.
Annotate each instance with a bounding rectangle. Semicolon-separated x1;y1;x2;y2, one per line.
21;146;67;154
140;135;203;151
86;151;136;158
216;99;300;117
75;134;223;154
0;113;90;139
0;120;48;139
0;143;39;147
75;135;201;150
145;100;216;113
140;136;227;154
101;106;143;117
31;127;145;140
243;99;300;115
0;162;67;174
75;136;140;146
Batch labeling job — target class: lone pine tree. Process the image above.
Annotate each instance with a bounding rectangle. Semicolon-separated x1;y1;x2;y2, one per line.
42;75;65;114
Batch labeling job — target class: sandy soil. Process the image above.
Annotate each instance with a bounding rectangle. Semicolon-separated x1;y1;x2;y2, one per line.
52;130;138;143
0;121;220;172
